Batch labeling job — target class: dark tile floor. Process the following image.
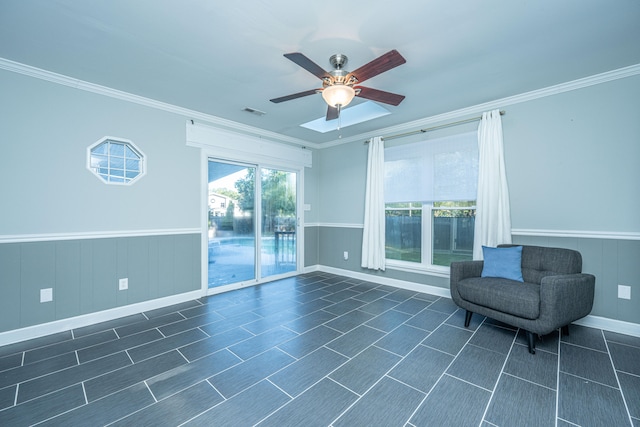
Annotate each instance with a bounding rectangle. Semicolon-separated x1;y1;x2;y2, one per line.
0;272;638;426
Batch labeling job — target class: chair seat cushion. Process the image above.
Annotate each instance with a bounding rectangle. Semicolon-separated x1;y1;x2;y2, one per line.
457;277;540;319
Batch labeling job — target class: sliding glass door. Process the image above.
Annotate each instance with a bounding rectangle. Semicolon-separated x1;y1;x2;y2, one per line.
207;160;298;289
260;168;297;278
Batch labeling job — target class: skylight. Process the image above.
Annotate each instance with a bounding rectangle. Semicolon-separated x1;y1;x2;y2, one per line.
300;101;390;133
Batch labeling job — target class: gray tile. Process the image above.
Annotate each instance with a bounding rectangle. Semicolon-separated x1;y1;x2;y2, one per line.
157;310;228;336
375;324;430;356
609;341;640;376
323;298;367;315
447;344;506;390
385;289;417;302
446;308;485;331
353;288;389;303
426;297;459;314
422;323;473;356
0;385;16;411
84;350;187;402
184;380;290;426
283;310;335;334
127;328;208;362
270;347;348;397
411;374;491;427
326;310;376;333
111;381;223;427
485;374;556;427
0;351;77;389
365;309;412;332
389;345;453;393
0;331;72;358
561;324;607;352
39;382;154;426
24;329;118;364
258;378;358;427
560;343;618;387
393;297;432;315
0;384;85;426
278;325;342;359
191;311;260;337
323;289;360;303
144;300;202;319
333;376;424;426
115;312;184;337
325;325;385;358
503;343;558;389
209;348;295;398
359;298;400;315
77;328;164;363
330;346;401;395
0;353;22;372
558;372;629;426
229;326;298;360
619;372;640;420
406;308;450;332
291;288;331;304
242;310;301;334
605;331;640;348
18;351;131;403
178;326;254;362
147;349;241;400
469;324;517;355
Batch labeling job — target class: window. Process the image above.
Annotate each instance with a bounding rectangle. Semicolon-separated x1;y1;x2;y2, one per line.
384;131;478;270
88;137;145;184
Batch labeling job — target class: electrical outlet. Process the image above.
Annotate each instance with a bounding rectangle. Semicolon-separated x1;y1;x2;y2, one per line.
343;251;349;261
618;285;631;300
40;288;53;303
119;278;129;291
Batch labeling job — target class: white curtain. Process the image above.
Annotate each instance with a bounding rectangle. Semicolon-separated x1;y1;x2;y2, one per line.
361;136;386;270
473;109;512;259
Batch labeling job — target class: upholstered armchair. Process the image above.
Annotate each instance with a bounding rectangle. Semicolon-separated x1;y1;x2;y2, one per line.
450;245;596;354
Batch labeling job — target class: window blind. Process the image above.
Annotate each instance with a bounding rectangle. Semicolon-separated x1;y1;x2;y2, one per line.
384;131;478;203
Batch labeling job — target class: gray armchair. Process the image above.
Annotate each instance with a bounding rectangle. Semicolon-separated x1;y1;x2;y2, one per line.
450;245;595;354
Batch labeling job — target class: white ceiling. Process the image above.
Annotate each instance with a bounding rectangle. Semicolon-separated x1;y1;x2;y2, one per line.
1;1;639;147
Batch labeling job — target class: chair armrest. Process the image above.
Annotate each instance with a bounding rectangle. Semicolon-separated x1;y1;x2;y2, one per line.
539;273;596;326
450;261;484;300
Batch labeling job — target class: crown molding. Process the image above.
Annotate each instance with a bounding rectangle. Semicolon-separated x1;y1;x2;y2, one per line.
0;57;310;148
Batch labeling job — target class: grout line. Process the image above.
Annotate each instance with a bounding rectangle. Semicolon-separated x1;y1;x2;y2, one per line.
601;329;635;426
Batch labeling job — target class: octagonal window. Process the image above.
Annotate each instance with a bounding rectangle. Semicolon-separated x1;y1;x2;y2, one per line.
88;137;145;184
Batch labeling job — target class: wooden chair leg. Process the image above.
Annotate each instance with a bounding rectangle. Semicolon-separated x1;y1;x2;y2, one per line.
464;310;472;327
525;331;536;354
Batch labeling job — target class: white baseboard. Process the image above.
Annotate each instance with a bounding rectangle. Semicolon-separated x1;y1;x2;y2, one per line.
306;264;640;338
0;290;204;347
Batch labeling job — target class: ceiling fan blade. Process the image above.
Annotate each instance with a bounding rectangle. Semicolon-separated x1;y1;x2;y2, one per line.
326;106;339;121
355;86;405;106
270;89;319;103
347;49;406;84
284;52;332;80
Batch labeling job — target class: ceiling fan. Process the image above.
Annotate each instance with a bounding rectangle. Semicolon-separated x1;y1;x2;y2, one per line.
270;49;406;121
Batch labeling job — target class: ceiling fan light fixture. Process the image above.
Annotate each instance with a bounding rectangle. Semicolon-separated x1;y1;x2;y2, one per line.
321;84;355;108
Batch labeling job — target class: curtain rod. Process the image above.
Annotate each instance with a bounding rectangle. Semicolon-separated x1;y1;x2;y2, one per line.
366;110;505;143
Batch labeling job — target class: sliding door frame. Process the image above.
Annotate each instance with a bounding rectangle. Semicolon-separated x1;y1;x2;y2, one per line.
200;150;305;296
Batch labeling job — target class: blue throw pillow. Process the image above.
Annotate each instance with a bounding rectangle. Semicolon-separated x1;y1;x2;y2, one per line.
481;246;524;282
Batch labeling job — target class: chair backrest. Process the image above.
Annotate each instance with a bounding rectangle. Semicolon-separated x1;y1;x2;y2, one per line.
499;245;582;284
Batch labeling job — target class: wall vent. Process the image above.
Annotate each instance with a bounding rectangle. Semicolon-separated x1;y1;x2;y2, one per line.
242;107;266;116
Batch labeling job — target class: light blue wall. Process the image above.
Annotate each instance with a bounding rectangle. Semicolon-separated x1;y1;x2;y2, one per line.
504;76;640;232
0;70;201;235
312;74;640;325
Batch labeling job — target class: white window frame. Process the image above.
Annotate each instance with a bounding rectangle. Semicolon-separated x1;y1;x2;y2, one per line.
87;136;146;185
